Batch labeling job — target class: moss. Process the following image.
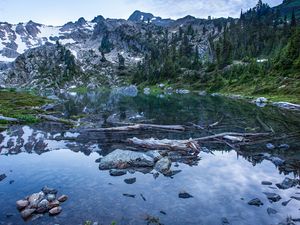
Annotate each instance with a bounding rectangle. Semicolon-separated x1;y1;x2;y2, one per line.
0;90;49;124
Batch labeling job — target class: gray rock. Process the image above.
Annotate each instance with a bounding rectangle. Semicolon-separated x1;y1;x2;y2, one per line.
267;207;278;215
154;157;171;174
279;144;290;150
179;191;193;199
48;200;60;209
49;206;62;215
21;208;36;219
99;149;156;170
263;192;282;203
248;198;263;206
276;178;298;190
291;196;300;201
123;193;135;198
262;181;272;185
16;200;29;210
109;169;127;176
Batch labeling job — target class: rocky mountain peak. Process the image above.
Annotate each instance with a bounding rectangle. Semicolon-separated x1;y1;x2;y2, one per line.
128;10;155;22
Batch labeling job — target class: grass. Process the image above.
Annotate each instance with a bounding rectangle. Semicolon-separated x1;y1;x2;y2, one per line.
0;89;50;124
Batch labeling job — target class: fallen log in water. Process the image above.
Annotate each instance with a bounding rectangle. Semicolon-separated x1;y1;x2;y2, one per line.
128;132;272;152
0;115;19;122
85;124;186;132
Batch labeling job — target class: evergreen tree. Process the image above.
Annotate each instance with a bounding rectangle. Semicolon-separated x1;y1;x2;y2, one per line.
291;9;297;28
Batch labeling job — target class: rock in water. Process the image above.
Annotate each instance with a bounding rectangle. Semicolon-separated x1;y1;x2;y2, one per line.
49;206;62;215
28;192;45;208
291;196;300;201
42;186;58;194
47;194;56;202
267;208;277;215
0;173;7;181
21;209;36;219
261;181;272;185
266;143;275;150
282;199;292;206
154;157;171;174
57;195;68;202
99;149;156;170
179;191;193;199
16;200;29;210
36;199;49;213
263;192;281;203
276;178;298;189
248;198;263;206
124;178;136;184
48;200;60;209
109;169;127;176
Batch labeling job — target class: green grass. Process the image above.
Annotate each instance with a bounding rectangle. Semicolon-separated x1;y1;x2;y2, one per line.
0;89;50;124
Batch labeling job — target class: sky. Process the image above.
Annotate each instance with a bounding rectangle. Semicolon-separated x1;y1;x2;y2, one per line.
0;0;283;25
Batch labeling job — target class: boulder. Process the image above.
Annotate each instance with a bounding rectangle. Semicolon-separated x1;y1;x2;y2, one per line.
47;194;56;202
42;186;58;195
49;206;62;215
48;200;60;209
16;200;29;210
154;157;171;174
99;149;156;170
179;191;193;199
0;173;7;181
267;207;278;215
261;181;272;186
124;178;136;184
109;169;127;176
28;192;44;208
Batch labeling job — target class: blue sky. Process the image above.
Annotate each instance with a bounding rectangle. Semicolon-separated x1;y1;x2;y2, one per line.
0;0;282;25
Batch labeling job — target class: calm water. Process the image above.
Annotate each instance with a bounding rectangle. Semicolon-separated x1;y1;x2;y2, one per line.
0;89;300;225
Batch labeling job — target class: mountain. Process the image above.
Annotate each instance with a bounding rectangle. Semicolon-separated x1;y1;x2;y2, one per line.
128;10;173;26
275;0;300;18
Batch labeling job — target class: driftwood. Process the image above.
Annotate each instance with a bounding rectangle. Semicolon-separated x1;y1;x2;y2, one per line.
0;115;18;122
86;124;185;132
39;115;77;126
128;132;271;152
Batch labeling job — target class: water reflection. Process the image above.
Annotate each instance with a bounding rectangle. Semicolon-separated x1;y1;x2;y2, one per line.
0;91;300;225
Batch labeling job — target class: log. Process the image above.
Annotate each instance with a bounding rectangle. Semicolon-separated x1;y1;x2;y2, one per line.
128;132;271;151
0;115;18;122
86;124;186;132
39;115;77;126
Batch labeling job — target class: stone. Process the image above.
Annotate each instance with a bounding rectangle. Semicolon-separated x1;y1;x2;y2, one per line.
282;199;292;206
124;178;136;184
49;206;62;215
221;217;230;224
99;149;156;170
48;200;60;209
267;208;278;215
16;200;29;210
57;195;68;202
21;208;35;219
248;198;263;206
28;192;44;208
47;194;56;202
36;199;49;213
109;169;127;176
262;181;272;185
179;191;193;199
154;157;171;174
123;193;135;198
279;144;290;150
263;192;282;203
42;186;58;194
276;178;298;190
291;196;300;201
0;173;6;181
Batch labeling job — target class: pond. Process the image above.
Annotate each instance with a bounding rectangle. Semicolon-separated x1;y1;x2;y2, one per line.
0;89;300;225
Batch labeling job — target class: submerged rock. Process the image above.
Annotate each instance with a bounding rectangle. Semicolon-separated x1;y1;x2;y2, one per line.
179;191;193;199
28;192;45;208
262;181;272;186
109;169;127;176
282;199;292;206
267;207;278;215
276;178;298;190
124;178;136;184
266;143;275;150
42;186;58;195
154;157;171;174
263;192;281;203
57;195;68;202
248;198;263;206
99;149;157;170
0;173;7;181
123;193;135;198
